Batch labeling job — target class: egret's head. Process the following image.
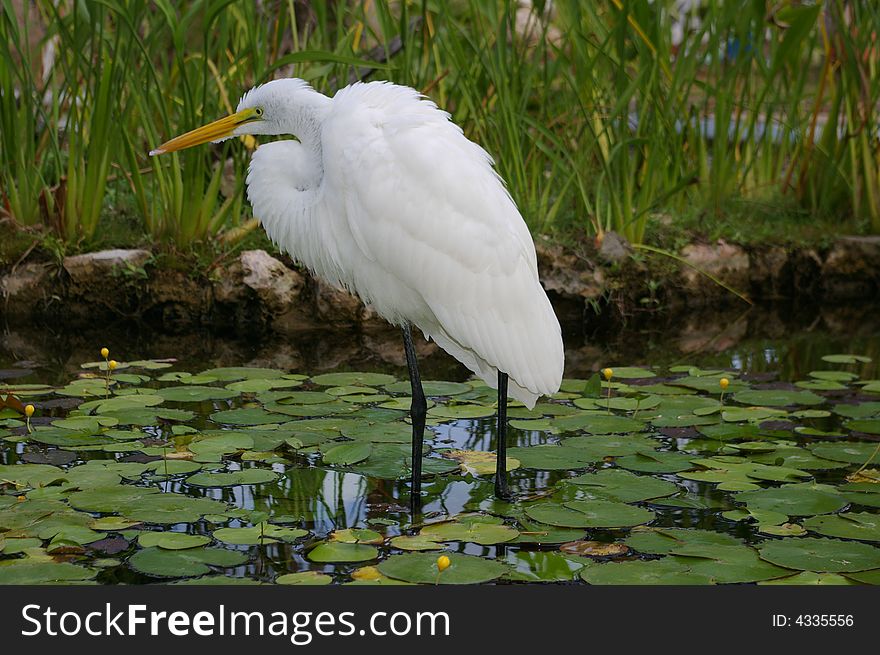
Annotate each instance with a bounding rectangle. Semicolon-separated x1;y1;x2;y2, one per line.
149;78;324;156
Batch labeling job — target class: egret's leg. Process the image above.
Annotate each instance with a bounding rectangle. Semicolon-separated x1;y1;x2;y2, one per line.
402;324;427;512
495;371;510;499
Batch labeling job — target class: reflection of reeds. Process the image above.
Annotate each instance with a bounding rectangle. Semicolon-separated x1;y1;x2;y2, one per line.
1;1;877;247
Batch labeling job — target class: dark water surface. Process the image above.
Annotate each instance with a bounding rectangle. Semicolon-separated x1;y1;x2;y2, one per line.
1;300;879;585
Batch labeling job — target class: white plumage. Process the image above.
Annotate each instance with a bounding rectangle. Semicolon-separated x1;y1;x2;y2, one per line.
236;78;563;407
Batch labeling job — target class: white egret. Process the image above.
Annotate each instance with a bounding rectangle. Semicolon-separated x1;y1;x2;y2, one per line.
150;78;564;506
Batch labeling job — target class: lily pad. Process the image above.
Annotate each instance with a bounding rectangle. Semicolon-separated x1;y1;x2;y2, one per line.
187;469;278;487
525;500;655;529
138;532;210;550
214;524;308;545
378;552;508;584
129;546;247;577
758;537;880;572
158;386;238;402
580;558;714;585
311;372;396;387
803;513;880;542
736;483;847;516
308;542;378;563
276;571;332;585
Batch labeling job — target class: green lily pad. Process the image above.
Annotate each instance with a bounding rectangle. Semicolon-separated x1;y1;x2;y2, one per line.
563;469;679;502
311;372;396;387
732;389;824;407
129;547;248;577
389;535;443;551
615;451;694;473
626;527;742;555
420;518;518;545
670;544;792;583
276;571;333;585
158;386;238;402
803;513;880;542
736;483;847;516
321;442;373;465
507;445;597;470
846;419;880;435
200;367;286;381
428;404;496;420
385;380;471;396
809;442;878;464
525;500;654;529
760;571;859;585
187;469;278;487
0;559;97;584
209;408;286;426
138;532;210;550
378;552;508;585
821;354;871;364
551;413;645;435
580;558;713;585
214;524;308;545
758;537;880;572
308;542;378;563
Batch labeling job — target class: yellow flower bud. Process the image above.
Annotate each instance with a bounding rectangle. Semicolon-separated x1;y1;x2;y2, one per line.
25;404;35;418
602;368;613;381
108;360;118;371
100;347;109;359
719;378;730;390
436;555;451;572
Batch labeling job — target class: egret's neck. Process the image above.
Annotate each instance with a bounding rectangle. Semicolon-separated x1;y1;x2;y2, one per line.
278;92;331;186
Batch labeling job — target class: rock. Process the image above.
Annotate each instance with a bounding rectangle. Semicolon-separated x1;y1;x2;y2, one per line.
146;269;209;331
535;240;605;300
821;236;880;300
315;279;362;325
63;249;152;285
239;249;306;315
597;231;631;264
749;246;788;299
679;241;749;304
788;248;823;299
0;261;52;315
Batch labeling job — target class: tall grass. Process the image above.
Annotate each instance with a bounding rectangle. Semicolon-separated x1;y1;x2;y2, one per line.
1;0;878;249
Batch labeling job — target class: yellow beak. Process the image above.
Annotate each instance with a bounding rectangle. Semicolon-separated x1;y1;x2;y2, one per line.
149;108;260;156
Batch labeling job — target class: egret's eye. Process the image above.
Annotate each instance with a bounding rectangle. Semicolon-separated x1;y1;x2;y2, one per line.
254;107;263;117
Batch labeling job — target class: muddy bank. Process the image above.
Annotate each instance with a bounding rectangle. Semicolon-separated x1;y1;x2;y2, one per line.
1;234;879;335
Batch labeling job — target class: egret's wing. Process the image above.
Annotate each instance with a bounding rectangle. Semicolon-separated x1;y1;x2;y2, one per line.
323;83;563;403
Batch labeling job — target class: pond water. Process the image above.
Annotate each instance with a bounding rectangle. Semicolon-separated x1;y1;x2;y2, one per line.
1;302;880;585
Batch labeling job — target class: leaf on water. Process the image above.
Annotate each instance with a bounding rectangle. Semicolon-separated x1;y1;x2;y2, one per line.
330;528;384;545
580;558;714;585
276;571;333;585
308;542;378;563
321;442;373;465
525;500;654;529
758;537;880;572
186;469;279;487
311;372;397;387
214;524;308;545
378;552;508;585
138;532;210;550
821;354;872;364
157;386;238;402
803;513;880;542
389;535;443;551
129;547;247;578
735;483;848;517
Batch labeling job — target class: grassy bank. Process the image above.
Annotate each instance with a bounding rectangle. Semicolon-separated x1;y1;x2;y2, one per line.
1;0;878;260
